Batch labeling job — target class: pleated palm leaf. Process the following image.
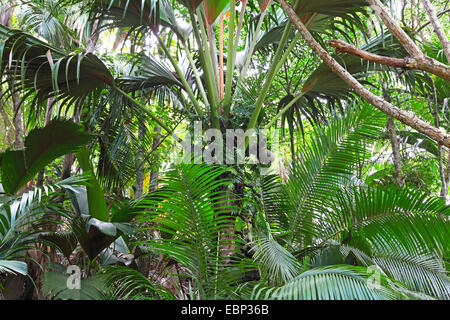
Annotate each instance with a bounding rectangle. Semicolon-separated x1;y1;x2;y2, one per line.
0;24;172;134
0;24;114;116
78;0;186;40
322;186;450;299
102;265;176;300
270;104;387;244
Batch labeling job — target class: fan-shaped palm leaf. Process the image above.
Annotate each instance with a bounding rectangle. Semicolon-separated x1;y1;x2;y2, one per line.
0;24;114;113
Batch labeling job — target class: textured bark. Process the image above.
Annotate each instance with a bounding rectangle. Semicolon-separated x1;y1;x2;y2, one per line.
421;0;450;62
443;150;450;198
37;98;55;187
218;185;236;263
86;20;100;53
148;126;162;193
329;39;450;81
278;0;450;148
2;0;24;151
0;99;14;147
12;93;24;149
133;123;146;198
367;0;423;57
387;117;405;186
366;0;449;81
0;1;15;28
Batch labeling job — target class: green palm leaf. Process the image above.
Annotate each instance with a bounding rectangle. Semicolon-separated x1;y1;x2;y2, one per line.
138;163;254;299
0;24;114;111
251;265;408;300
270;104;386;243
251;232;302;285
83;0;185;39
0;119;94;195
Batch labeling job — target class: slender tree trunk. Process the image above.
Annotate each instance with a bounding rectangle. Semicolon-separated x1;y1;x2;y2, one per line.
387;117;405;186
421;0;450;62
37;98;55;187
1;2;22;149
366;0;449;80
382;89;405;187
423;74;448;199
0;99;14;147
148;127;162;193
113;30;127;51
328;39;450;81
0;1;15;28
12;92;24;149
134;123;146;198
443;150;450;198
86;20;100;54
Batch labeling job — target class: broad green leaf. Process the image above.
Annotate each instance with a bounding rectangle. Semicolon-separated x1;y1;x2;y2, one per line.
0;120;94;195
42;263;107;300
76;147;109;222
88;218;117;237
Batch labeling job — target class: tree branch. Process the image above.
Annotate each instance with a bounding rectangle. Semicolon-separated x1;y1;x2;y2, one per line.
421;0;450;62
366;0;449;81
328;39;450;81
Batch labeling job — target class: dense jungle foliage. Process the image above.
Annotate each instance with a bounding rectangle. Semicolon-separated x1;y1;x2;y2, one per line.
0;0;449;300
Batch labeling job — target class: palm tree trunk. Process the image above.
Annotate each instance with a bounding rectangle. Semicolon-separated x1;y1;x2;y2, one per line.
148;127;162;193
443;151;450;198
383;89;405;187
37;98;54;187
217;183;236;263
86;20;100;53
134;123;146;198
12;92;24;149
0;1;15;28
0;98;14;147
387;117;405;187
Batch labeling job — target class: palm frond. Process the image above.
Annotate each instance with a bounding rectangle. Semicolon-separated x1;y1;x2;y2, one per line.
80;0;185;40
267;104;386;243
138;163;255;299
251;232;302;285
251;265;409;300
330;186;450;257
373;254;450;300
0;174;90;242
0;24;114;117
102;265;175;300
